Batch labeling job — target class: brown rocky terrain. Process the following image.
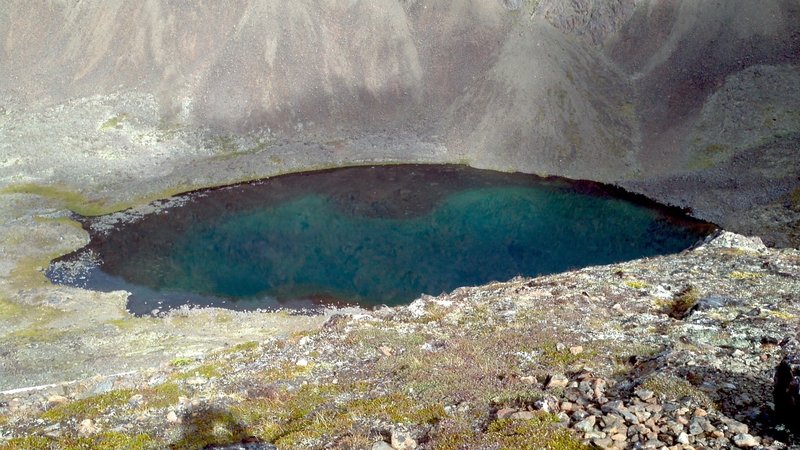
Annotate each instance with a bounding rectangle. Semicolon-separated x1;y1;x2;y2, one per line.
1;1;799;448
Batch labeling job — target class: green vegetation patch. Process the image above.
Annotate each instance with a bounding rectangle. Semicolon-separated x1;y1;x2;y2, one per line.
728;271;764;280
1;181;201;217
434;414;587;450
540;342;593;368
639;373;713;407
344;393;446;425
663;286;700;319
170;357;195;367
3;431;156;450
219;383;447;449
790;187;800;209
168;407;250;450
485;416;588;450
143;382;187;409
99;113;127;130
41;389;135;422
172;362;222;380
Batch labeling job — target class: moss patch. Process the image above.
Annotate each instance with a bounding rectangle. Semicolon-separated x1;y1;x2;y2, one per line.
143;382;186;409
728;271;764;280
434;414;587;450
625;280;649;289
789;187;800;209
1;184;112;217
41;389;135;422
3;432;156;450
484;416;588;450
99;113;128;130
639;374;713;407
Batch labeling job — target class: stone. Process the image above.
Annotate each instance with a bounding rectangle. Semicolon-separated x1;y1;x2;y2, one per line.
89;378;115;395
78;419;97;437
391;427;418;450
496;407;517;419
574;415;596;432
501;0;523;10
635;389;654;401
371;442;394;450
206;444;277;450
642;438;665;448
534;395;559;413
569;345;584;355
295;358;309;367
42;423;62;438
547;373;569;389
186;376;207;385
732;433;758;448
701;231;766;252
692;295;737;312
510;411;537;420
46;395;68;407
677;432;690;444
592;437;615;449
584;430;606;439
720;417;748;435
688;420;703;435
166;411;179;423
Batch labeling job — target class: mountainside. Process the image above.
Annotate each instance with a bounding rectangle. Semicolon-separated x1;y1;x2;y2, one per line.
1;0;798;244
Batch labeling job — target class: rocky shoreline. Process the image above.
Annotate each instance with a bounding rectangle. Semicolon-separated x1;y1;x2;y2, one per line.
1;231;798;449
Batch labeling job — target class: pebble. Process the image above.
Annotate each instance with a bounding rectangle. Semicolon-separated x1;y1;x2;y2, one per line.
391;427;418;449
166;411;179;423
371;442;394;450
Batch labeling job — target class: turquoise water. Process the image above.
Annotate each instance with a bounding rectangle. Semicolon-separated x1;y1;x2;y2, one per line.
48;165;712;314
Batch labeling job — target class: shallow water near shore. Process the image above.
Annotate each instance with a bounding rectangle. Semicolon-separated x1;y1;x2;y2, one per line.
48;165;714;315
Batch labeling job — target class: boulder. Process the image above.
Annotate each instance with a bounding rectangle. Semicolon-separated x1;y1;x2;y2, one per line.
774;354;800;432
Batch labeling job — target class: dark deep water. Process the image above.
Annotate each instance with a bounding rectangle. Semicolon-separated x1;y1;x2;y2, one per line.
48;165;715;315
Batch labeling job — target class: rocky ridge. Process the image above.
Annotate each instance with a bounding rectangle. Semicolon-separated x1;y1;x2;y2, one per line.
1;232;799;449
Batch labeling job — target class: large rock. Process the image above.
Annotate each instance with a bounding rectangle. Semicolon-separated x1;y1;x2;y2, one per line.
774;354;800;432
